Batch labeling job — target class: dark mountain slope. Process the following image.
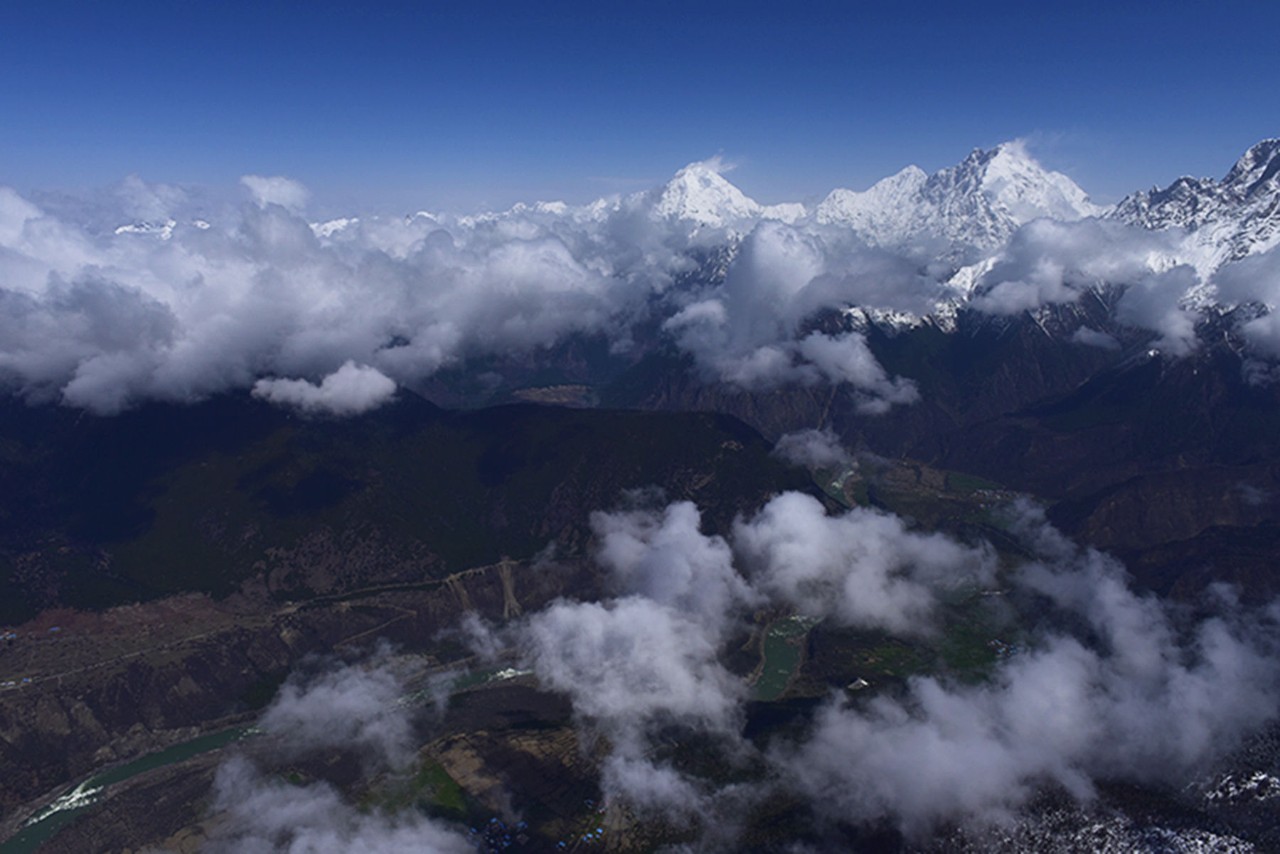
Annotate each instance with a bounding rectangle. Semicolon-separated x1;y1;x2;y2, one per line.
0;393;805;624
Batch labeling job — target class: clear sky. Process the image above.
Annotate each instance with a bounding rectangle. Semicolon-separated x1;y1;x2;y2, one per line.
3;0;1278;214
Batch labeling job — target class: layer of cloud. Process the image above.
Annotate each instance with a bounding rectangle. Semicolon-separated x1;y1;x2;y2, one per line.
0;178;934;415
8;165;1280;413
0;179;662;413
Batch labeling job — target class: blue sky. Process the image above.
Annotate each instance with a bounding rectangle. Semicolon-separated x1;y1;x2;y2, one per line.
3;0;1278;213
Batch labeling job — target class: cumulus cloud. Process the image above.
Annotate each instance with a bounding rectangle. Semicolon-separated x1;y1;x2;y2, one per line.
0;169;1231;417
516;493;1280;842
963;217;1221;355
667;306;918;403
662;221;923;405
775;502;1280;838
771;427;853;470
795;331;920;411
597;749;709;820
0;276;178;412
491;500;757;817
1115;265;1201;356
970;219;1182;314
518;596;742;817
734;492;995;635
782;609;1279;836
501;494;1004;820
252;360;397;415
224;490;1279;848
204;756;473;854
197;651;477;854
258;655;413;769
590;499;757;635
522;596;743;729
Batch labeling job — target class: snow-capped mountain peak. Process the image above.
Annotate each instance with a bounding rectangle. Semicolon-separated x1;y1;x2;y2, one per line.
974;140;1102;223
651;159;762;227
818;142;1099;259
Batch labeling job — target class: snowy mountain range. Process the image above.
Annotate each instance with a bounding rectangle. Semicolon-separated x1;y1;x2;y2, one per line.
297;139;1278;284
118;137;1280;347
1110;138;1280;272
636;138;1280;285
815;141;1101;257
633;138;1280;331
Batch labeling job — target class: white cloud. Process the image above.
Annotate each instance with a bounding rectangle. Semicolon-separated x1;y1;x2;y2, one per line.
663;221;924;406
522;596;743;729
771;428;852;470
1070;326;1120;350
1213;245;1280;358
204;756;474;854
591;500;757;635
0;180;667;413
240;175;311;212
518;595;742;816
258;655;413;769
199;651;475;853
228;489;1279;847
0;187;42;244
776;503;1280;837
252;360;397;416
2;168;1278;416
733;492;995;635
794;331;920;411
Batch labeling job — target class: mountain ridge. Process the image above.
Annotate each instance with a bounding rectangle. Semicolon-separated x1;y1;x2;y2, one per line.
1109;137;1280;271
